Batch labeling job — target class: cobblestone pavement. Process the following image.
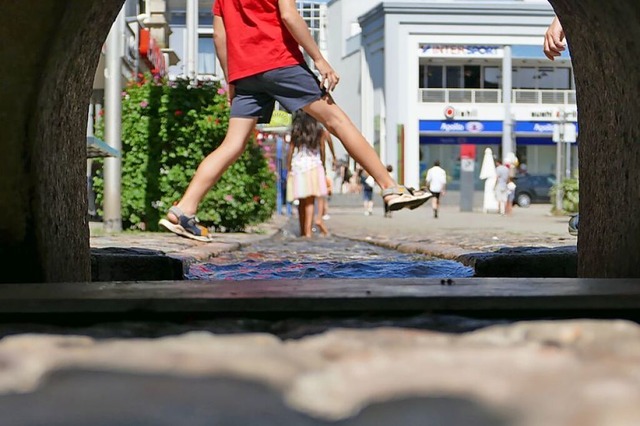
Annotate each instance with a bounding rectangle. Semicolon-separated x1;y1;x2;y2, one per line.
91;201;576;263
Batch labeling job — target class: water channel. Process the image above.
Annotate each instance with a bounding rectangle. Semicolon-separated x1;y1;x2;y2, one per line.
187;221;473;280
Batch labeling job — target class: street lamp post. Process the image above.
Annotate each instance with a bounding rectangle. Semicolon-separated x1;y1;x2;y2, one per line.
103;6;125;232
186;0;199;81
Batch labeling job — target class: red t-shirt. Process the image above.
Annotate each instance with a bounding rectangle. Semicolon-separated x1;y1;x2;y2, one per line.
213;0;306;82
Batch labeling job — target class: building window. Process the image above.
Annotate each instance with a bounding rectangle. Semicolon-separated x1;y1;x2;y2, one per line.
426;66;443;88
198;35;216;75
445;66;462;88
422;65;502;89
464;66;481;88
297;2;322;43
512;66;573;90
483;67;500;89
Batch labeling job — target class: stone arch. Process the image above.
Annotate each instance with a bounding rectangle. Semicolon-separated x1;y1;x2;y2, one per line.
549;0;640;277
0;1;125;283
0;0;639;282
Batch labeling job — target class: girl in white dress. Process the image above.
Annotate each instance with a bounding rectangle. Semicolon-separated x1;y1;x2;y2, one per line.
286;111;328;237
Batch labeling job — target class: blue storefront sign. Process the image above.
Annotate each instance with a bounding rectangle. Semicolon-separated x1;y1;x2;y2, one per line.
515;121;579;145
419;120;503;144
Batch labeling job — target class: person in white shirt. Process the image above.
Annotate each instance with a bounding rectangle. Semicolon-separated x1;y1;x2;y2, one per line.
425;160;447;218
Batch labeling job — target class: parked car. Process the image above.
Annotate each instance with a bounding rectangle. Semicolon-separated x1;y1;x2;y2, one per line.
513;174;556;207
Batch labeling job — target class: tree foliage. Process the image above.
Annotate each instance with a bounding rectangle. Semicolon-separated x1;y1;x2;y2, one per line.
94;74;276;232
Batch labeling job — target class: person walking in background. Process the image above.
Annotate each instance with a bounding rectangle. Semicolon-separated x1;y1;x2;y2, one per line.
339;161;352;194
425;160;447;218
159;0;431;241
506;177;517;215
360;168;375;216
317;126;335;221
321;174;333;221
286;110;328;237
494;159;510;215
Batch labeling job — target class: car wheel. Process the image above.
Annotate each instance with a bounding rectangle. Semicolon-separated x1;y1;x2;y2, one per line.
516;193;531;208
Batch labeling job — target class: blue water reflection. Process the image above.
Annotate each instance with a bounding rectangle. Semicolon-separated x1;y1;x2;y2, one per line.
186;220;474;281
187;259;473;280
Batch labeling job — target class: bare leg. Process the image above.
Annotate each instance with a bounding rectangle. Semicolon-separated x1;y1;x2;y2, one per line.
301;197;315;237
314;200;329;236
297;200;305;236
167;117;257;222
303;98;395;192
321;196;330;218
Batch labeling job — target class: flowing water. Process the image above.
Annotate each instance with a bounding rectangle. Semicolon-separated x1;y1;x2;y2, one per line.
187;222;473;280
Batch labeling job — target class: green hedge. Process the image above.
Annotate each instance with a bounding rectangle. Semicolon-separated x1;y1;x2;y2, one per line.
94;74;276;232
550;176;579;214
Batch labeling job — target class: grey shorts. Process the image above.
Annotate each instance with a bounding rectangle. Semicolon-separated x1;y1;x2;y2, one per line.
230;64;325;123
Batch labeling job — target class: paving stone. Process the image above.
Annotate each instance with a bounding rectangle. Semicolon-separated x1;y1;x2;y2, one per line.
1;320;639;425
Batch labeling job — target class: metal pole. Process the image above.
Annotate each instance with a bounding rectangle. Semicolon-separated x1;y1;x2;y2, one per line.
565;135;572;178
186;0;199;81
555;111;565;212
501;45;513;161
103;7;124;232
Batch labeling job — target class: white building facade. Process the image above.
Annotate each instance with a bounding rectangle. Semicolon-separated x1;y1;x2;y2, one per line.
327;0;576;189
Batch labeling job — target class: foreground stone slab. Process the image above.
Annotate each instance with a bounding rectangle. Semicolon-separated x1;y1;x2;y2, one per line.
459;246;578;278
91;248;184;282
0;320;639;425
0;278;639;315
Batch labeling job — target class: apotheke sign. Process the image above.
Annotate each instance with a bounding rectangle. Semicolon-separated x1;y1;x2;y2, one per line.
530;109;578;120
420;120;503;134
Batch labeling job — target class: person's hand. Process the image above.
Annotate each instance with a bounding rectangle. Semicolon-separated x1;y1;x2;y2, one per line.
227;83;236;105
543;17;566;61
314;58;340;92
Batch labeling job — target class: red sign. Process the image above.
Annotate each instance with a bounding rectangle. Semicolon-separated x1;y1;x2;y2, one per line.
139;29;167;77
460;144;476;160
444;106;455;119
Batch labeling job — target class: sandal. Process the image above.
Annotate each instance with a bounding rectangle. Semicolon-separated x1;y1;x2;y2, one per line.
159;206;212;242
381;186;433;211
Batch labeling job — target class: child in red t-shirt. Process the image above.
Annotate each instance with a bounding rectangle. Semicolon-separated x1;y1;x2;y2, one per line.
160;0;431;241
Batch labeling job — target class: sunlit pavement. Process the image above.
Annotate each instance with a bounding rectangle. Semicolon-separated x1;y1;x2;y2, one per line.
90;196;576;267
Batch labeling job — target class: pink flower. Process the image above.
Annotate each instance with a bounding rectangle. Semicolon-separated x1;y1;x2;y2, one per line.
217;87;226;95
224;194;234;202
263;146;271;152
140;100;148;108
